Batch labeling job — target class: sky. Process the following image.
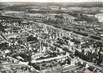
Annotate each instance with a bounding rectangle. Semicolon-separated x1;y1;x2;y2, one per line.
0;0;102;2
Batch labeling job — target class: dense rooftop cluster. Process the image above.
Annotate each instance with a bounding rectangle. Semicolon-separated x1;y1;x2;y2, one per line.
0;3;103;73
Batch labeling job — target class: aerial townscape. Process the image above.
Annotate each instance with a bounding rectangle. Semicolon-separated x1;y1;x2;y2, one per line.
0;2;103;73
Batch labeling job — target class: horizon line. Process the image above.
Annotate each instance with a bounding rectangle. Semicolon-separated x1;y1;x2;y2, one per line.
0;0;102;2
